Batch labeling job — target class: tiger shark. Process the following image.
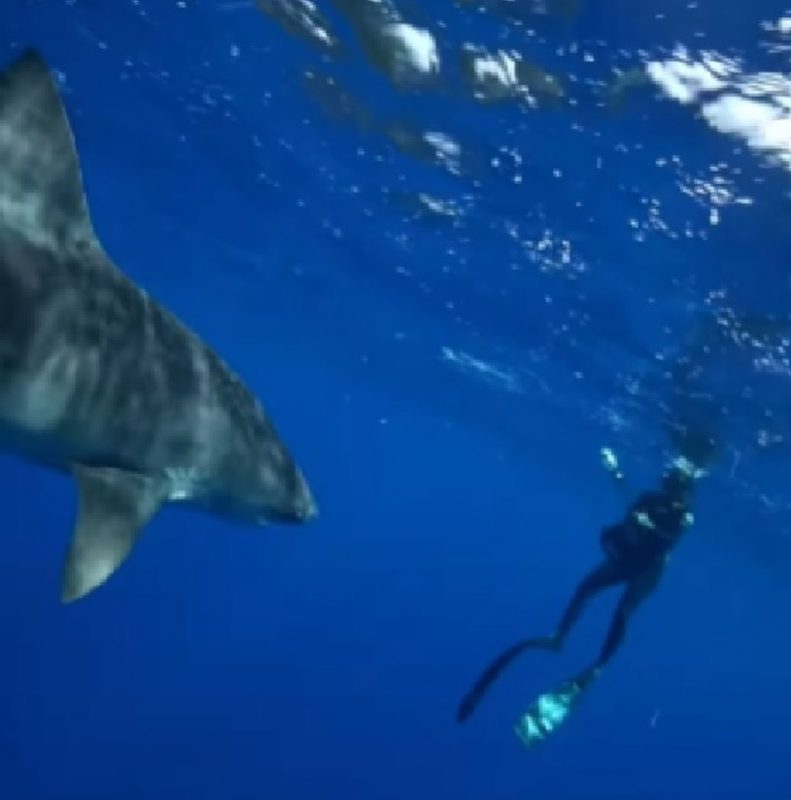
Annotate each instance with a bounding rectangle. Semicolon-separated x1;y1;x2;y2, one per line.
0;49;317;603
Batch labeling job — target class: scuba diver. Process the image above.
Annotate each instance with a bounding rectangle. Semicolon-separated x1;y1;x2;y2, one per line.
456;430;718;746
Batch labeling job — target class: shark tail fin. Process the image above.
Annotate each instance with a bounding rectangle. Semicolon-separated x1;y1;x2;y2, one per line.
0;49;96;251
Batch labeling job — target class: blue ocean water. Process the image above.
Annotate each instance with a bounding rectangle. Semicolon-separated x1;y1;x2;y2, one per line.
2;0;791;797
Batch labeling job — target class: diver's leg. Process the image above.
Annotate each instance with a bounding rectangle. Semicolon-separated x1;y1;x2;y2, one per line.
594;558;666;670
512;560;666;745
551;560;627;647
458;560;623;723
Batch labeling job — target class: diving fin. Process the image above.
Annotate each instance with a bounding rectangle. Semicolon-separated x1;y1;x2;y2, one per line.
61;465;167;603
457;636;559;723
514;666;600;747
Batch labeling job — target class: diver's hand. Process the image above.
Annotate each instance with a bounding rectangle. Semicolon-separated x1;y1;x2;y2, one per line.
600;447;624;481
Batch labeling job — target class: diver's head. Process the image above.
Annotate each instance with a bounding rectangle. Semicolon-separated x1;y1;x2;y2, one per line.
661;455;704;502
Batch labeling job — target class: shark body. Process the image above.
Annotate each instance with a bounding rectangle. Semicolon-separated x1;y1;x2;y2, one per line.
0;49;316;602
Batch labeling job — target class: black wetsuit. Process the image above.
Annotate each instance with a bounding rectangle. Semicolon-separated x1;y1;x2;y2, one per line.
602;488;690;564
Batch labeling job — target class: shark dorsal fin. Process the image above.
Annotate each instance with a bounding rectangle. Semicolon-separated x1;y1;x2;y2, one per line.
61;466;168;603
0;49;95;252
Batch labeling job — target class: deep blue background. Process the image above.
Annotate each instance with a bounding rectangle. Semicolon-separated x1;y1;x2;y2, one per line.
2;1;791;798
